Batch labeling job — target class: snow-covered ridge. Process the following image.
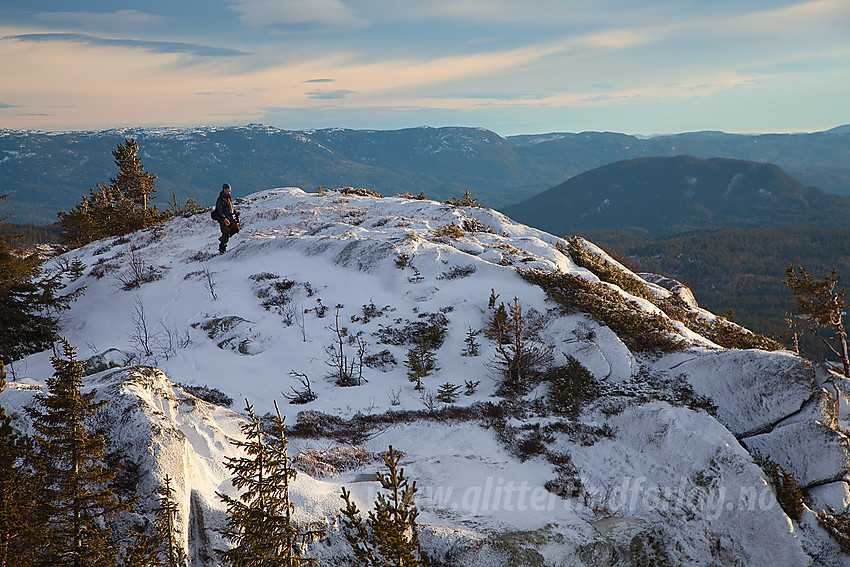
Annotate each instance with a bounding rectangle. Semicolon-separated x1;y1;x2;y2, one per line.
4;187;850;565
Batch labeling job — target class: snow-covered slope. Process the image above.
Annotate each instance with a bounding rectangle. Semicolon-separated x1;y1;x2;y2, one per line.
4;187;850;565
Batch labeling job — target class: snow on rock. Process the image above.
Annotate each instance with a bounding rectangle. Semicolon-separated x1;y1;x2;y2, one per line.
5;186;850;564
742;419;850;488
664;349;816;437
807;482;850;513
572;401;813;566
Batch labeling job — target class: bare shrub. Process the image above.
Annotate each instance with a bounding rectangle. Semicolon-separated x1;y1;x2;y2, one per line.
201;267;218;301
284;371;317;404
116;248;162;290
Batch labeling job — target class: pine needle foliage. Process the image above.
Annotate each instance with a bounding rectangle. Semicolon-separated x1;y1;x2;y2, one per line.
155;475;187;567
490;297;554;394
405;338;439;391
110;139;157;210
339;446;422;566
519;268;686;353
58;140;168;248
25;338;125;566
445;189;483;208
0;362;48;566
1;194;84;362
217;400;324;566
784;264;850;376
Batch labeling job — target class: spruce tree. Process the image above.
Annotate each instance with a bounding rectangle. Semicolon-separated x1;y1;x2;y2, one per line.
58;140;166;248
217;400;324;566
0;362;47;567
151;475;186;567
25;338;124;567
491;297;553;393
405;338;439;391
1;194;84;362
111;139;157;211
339;445;422;566
121;475;186;567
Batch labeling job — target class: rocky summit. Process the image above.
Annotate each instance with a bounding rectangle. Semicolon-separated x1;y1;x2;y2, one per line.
3;187;850;565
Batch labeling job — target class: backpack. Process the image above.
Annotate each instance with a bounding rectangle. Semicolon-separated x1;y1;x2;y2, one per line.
211;208;222;221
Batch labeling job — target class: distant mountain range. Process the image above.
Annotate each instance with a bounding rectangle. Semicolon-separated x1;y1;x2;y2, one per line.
2;124;850;224
503;155;850;237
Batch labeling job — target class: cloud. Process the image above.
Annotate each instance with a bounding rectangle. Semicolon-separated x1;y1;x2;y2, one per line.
304;78;336;83
730;0;850;34
307;89;356;99
227;0;369;31
2;33;247;58
33;9;168;28
0;103;18;108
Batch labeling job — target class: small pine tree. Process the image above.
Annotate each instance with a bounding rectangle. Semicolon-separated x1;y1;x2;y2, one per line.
217;400;324;565
340;446;422;566
58;141;167;248
445;189;482;208
405;339;439;391
489;302;509;344
155;475;186;567
435;383;461;404
25;338;125;566
462;327;480;357
491;297;554;394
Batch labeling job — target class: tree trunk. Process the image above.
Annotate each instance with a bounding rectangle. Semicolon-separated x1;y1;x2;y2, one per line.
839;323;850;378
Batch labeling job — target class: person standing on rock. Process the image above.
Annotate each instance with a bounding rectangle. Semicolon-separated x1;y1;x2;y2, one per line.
214;183;239;254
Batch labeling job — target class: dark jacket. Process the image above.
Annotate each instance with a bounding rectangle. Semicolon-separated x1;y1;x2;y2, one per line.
215;191;235;221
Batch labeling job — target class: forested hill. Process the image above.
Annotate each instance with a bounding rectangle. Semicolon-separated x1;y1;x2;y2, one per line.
503;156;850;237
2;124;850;224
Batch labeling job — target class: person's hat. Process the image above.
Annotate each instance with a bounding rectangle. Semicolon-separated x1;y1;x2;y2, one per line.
222;183;231;190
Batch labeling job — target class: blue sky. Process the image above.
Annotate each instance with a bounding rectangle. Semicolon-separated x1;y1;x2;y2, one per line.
1;1;848;135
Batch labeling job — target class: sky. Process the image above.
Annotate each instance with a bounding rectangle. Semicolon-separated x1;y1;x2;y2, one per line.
1;0;848;136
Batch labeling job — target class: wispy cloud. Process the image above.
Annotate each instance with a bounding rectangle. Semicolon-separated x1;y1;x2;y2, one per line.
2;33;247;58
33;9;168;28
307;89;356;99
304;78;336;83
730;0;850;34
227;0;369;31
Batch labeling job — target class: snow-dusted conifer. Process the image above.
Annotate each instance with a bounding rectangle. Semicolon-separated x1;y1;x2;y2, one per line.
26;338;124;566
217;400;324;565
340;445;422;566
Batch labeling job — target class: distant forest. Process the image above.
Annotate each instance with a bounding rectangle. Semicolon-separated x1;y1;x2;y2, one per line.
581;226;850;364
0;221;62;248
